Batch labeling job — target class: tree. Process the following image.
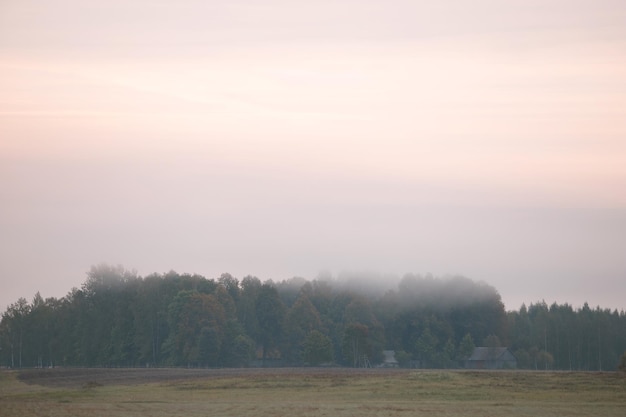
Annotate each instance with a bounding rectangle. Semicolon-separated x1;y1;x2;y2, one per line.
77;264;140;366
82;264;137;296
231;335;255;367
1;298;30;368
534;349;554;370
214;285;236;318
255;284;286;364
344;297;376;326
303;330;333;365
132;273;172;366
618;351;626;372
275;276;308;307
442;338;457;368
198;326;221;367
514;348;532;369
283;295;323;363
164;291;226;366
286;295;322;332
3;267;625;371
27;292;53;368
394;350;412;368
220;319;254;367
458;333;475;362
343;296;386;364
238;276;262;340
218;273;239;304
342;323;369;367
483;334;502;362
415;327;438;368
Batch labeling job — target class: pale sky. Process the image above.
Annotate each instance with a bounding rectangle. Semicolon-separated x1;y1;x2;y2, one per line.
1;0;625;312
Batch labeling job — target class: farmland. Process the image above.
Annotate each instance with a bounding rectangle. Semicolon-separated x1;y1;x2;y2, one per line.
2;368;625;416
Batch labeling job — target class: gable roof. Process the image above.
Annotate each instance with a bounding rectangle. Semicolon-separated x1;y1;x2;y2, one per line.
467;347;515;361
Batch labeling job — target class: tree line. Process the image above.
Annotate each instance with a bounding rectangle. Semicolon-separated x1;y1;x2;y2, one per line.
1;264;625;370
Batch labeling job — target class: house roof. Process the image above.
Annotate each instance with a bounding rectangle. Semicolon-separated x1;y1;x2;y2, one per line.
467;347;515;361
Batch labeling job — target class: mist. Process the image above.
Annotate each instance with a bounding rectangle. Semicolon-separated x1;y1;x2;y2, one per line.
2;0;626;314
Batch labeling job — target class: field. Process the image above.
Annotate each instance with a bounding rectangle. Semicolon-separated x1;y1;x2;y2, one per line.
1;368;625;417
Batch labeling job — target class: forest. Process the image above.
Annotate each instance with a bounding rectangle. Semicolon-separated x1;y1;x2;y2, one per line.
1;264;625;370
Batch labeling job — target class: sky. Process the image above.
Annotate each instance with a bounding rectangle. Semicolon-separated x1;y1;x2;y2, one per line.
1;0;625;312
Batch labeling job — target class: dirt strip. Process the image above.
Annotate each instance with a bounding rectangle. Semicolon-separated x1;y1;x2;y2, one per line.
16;367;407;388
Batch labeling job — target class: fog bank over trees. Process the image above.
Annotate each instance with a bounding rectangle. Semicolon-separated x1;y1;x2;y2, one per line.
1;264;625;370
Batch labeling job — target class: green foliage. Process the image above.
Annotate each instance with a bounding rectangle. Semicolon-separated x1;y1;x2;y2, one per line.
0;298;30;368
483;334;501;348
344;297;376;326
283;295;323;363
442;338;457;368
255;284;286;362
514;348;532;369
164;290;226;366
287;295;322;333
1;265;625;370
237;276;261;340
230;335;255;367
506;301;626;371
303;330;333;365
536;350;554;370
458;333;475;361
220;320;253;367
394;350;412;367
218;273;239;303
416;327;439;367
198;327;221;366
342;323;369;367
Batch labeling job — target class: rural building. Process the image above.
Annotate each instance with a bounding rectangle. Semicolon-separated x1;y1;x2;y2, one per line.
381;350;399;367
465;347;517;369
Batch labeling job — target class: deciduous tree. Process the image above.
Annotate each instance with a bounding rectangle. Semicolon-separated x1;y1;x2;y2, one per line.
303;330;333;365
255;283;285;364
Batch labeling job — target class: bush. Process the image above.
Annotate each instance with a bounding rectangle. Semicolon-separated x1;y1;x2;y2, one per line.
395;350;412;368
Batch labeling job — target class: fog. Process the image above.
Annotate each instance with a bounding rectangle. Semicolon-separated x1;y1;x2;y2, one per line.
1;0;626;312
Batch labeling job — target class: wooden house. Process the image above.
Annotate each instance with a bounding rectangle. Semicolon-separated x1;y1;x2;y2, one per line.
465;347;517;369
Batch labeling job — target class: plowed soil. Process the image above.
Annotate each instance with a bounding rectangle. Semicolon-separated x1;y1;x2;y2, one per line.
17;367;402;388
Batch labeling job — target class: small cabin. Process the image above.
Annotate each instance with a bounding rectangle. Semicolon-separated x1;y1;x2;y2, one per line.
465;347;517;369
381;350;399;368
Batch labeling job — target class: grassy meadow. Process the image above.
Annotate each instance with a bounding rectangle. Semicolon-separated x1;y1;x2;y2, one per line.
1;368;625;417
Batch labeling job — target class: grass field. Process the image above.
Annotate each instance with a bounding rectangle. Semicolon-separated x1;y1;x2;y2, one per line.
1;368;625;416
